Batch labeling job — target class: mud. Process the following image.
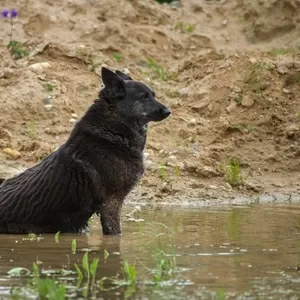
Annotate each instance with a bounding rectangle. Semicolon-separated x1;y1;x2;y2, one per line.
1;0;300;205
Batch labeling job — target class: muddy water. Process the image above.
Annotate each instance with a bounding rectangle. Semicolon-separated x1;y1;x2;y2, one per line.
0;204;300;299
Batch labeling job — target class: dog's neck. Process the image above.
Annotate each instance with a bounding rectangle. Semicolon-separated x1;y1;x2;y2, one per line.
69;99;147;153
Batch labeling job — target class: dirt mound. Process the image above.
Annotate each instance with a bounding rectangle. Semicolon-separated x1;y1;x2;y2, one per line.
1;0;300;205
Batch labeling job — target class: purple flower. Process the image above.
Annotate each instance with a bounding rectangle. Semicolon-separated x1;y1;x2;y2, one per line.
1;9;9;18
10;9;18;18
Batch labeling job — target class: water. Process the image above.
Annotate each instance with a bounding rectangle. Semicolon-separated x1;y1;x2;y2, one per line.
0;203;300;299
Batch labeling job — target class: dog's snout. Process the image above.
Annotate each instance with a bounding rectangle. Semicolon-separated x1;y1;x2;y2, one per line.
161;107;171;118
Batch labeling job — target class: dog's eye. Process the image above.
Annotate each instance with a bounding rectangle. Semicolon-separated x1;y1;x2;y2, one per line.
140;92;148;99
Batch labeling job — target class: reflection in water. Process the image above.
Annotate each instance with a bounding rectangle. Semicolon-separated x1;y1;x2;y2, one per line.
0;203;300;299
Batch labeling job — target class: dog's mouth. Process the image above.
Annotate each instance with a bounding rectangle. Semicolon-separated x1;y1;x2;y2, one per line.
147;107;171;122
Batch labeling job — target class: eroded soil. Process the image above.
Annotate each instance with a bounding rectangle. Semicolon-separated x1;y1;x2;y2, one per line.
1;0;300;205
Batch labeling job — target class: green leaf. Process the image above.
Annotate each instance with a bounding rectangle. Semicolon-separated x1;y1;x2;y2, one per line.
90;258;99;284
82;252;90;279
104;249;109;260
55;231;60;243
7;267;31;276
71;239;77;254
74;264;83;284
32;263;40;276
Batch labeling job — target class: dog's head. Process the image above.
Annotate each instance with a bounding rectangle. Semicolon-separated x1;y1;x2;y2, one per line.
99;67;171;123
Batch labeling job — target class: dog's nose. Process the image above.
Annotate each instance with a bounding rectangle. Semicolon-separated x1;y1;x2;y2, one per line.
161;107;171;118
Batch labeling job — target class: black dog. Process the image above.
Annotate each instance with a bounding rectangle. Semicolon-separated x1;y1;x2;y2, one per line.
0;67;171;235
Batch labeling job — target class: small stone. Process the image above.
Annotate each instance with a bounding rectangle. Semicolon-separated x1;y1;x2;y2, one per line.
249;57;257;64
189;118;197;126
241;95;254;107
277;66;289;75
285;124;299;139
166;155;178;167
282;88;290;94
71;113;78;119
179;87;190;96
28;62;51;73
3;148;22;160
123;68;130;75
69;118;77;123
222;19;228;26
44;104;53;111
43;97;52;105
226;101;237;113
232;86;242;93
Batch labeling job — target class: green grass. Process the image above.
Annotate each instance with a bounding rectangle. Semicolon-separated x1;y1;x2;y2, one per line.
175;22;195;33
45;83;54;92
267;47;292;57
222;157;245;187
243;62;270;93
146;57;167;81
112;52;122;62
89;60;101;72
8;40;29;59
26;121;37;139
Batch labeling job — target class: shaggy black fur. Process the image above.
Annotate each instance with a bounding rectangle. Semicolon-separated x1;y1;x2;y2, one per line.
0;67;171;235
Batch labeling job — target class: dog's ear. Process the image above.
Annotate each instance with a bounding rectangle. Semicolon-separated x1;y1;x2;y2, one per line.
101;67;126;99
115;70;133;81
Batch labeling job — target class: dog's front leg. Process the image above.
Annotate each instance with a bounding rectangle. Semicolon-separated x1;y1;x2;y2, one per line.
98;200;122;235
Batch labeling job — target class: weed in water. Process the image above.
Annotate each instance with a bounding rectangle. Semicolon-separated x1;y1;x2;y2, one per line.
72;239;77;254
152;250;176;283
216;288;226;300
35;278;66;300
74;252;99;285
104;249;110;260
222;157;245;187
55;231;60;243
122;260;137;285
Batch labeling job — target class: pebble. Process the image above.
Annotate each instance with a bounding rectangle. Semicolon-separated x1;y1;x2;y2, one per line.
71;113;78;119
282;88;290;94
241;95;254;107
179;87;190;96
28;62;51;73
3;148;22;160
222;20;228;26
189;118;197;126
166;155;178;167
44;104;53;111
69;118;77;123
249;57;257;64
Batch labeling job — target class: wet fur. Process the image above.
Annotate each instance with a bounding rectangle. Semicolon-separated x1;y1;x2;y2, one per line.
0;68;170;235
